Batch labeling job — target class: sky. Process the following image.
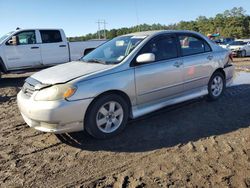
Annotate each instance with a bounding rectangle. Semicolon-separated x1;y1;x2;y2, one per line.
0;0;250;37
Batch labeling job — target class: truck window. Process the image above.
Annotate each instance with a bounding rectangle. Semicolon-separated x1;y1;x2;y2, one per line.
15;31;36;45
40;30;62;43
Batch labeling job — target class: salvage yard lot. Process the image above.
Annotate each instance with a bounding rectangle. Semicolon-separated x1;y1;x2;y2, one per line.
0;58;250;187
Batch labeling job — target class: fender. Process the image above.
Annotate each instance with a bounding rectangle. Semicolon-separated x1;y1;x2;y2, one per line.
0;57;7;73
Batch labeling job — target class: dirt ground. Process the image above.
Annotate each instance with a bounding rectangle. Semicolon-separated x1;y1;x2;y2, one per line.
0;58;250;188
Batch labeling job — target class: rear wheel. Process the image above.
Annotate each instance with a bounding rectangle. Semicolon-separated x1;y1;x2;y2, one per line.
207;72;225;101
85;94;129;139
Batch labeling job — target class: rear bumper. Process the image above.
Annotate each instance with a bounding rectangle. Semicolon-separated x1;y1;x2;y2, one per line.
224;64;235;87
17;91;93;134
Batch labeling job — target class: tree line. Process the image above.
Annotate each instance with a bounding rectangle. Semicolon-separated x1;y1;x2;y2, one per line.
68;7;250;42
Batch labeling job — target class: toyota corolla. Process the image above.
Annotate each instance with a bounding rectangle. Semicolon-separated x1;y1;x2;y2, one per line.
17;30;234;139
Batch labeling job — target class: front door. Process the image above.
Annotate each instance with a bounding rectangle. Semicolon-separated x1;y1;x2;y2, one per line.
4;30;42;70
134;34;183;105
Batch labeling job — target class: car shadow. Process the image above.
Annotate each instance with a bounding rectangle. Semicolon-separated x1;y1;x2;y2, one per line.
0;76;27;88
0;76;27;102
56;84;250;152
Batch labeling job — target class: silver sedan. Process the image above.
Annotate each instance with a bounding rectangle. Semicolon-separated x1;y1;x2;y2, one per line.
17;30;234;139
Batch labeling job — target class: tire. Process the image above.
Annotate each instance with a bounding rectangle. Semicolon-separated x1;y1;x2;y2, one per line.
240;50;246;58
207;71;225;101
85;94;129;139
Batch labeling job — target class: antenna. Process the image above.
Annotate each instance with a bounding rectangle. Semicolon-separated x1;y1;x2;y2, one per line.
134;0;140;31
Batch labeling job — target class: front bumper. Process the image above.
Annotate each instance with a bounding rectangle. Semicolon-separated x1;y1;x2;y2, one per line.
231;49;242;57
17;91;93;134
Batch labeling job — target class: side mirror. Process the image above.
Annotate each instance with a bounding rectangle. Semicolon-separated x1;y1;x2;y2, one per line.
8;36;17;45
136;53;155;64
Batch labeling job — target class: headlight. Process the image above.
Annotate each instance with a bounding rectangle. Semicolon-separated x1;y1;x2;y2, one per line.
34;84;77;101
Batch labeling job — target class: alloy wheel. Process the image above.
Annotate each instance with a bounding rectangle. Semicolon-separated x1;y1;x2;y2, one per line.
96;101;124;133
211;75;224;97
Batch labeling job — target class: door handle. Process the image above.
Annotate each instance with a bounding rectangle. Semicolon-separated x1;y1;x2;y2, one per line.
59;45;67;47
207;55;213;60
31;46;39;49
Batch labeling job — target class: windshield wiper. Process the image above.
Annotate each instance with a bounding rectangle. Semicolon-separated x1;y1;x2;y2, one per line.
85;59;107;64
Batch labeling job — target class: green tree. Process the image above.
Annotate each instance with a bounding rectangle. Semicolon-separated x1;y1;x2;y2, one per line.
68;7;250;42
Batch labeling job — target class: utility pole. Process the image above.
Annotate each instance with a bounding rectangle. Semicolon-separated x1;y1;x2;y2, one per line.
96;20;101;39
96;19;107;39
103;20;107;39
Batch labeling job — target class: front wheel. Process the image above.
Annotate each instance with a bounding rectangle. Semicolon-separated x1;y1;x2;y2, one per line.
85;94;129;139
207;72;225;101
239;50;246;58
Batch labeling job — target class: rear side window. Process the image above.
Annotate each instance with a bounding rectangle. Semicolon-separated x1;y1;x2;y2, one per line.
139;35;178;62
40;30;62;43
178;35;211;56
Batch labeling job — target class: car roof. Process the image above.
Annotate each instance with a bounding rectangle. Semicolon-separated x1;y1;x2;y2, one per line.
122;30;204;37
15;28;63;32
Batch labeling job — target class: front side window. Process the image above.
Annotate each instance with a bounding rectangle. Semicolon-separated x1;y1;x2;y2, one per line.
179;35;211;56
139;35;178;62
40;30;62;43
81;35;146;64
16;31;36;45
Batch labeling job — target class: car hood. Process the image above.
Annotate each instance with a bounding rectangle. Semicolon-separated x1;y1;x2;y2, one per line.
31;61;113;85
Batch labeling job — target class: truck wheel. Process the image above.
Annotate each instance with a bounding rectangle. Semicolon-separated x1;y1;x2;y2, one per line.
85;94;129;139
207;71;225;101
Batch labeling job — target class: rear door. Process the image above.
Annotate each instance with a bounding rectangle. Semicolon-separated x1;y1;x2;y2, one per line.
134;34;184;105
4;30;42;69
39;30;69;65
177;33;213;91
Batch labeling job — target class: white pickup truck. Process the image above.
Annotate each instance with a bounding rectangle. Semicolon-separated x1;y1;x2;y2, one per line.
0;28;106;77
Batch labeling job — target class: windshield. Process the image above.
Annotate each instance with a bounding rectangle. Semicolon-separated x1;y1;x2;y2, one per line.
81;35;147;64
230;41;247;46
0;31;15;43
